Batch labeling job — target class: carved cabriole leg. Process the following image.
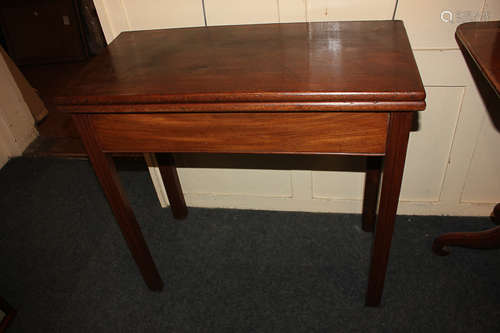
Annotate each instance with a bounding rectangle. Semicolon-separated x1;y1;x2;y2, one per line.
362;157;382;232
157;153;188;219
432;203;500;256
365;112;413;307
432;226;500;256
73;114;163;291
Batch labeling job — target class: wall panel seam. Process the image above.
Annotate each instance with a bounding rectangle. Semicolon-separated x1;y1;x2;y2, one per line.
480;0;487;21
119;0;132;30
437;86;466;203
459;112;487;204
392;0;399;20
276;0;281;23
201;0;207;26
304;0;308;22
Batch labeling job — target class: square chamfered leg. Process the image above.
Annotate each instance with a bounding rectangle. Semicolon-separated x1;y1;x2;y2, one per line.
73;114;163;291
156;153;188;220
362;157;382;232
365;112;413;306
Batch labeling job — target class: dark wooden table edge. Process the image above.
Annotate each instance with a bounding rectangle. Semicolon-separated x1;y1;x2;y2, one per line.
54;92;427;106
54;101;426;113
455;23;500;98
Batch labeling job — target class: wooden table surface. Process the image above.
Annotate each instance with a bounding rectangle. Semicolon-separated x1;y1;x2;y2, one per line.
456;21;500;95
55;21;425;112
56;21;426;307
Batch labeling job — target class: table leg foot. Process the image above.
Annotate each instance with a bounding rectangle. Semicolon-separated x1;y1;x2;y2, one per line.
157;153;188;220
365;112;413;307
362;157;382;233
432;225;500;256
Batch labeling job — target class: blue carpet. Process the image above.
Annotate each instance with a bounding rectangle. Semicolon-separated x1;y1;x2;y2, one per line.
1;157;499;332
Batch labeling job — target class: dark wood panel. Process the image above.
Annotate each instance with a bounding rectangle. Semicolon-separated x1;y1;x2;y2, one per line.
55;21;425;109
0;0;88;65
90;112;388;154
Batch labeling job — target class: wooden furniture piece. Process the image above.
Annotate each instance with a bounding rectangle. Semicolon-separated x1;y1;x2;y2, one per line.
0;296;16;332
433;21;500;256
0;0;88;65
54;21;426;306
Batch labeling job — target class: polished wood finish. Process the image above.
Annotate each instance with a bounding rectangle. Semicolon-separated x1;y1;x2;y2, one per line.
456;21;500;94
433;22;500;256
58;101;424;113
157;154;188;220
55;21;426;306
91;113;388;154
362;157;382;232
73;114;163;291
0;296;16;332
366;112;413;306
54;21;424;112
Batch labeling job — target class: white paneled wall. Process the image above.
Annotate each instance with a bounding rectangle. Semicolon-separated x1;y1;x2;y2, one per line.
401;87;464;202
396;0;486;49
205;0;279;25
179;168;293;197
278;0;307;23
94;0;499;216
485;0;500;20
125;0;205;30
461;116;500;203
307;0;395;21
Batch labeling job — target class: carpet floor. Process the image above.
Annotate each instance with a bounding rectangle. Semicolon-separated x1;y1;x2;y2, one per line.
1;157;499;332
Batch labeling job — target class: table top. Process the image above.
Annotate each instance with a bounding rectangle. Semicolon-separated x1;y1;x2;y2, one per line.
55;20;425;112
456;21;500;96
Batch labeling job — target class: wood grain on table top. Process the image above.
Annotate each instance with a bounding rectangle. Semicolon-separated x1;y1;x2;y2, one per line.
55;20;425;112
456;21;500;95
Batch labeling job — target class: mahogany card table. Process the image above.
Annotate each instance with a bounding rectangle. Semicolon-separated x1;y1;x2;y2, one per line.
55;20;426;306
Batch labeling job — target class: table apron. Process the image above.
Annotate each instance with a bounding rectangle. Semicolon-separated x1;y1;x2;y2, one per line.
84;112;389;155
